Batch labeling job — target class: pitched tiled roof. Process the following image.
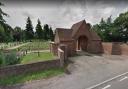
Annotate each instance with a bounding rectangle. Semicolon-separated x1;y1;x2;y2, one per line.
55;20;101;42
90;29;101;40
71;20;86;37
55;28;73;41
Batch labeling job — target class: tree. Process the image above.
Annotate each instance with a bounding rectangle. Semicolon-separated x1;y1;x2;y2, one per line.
13;26;24;41
35;19;43;39
0;2;8;26
21;30;26;41
93;18;109;41
114;11;128;42
93;14;128;42
93;16;116;42
25;17;34;40
43;24;49;40
49;27;54;41
0;2;13;43
0;23;13;43
107;15;112;25
43;24;54;41
0;24;5;42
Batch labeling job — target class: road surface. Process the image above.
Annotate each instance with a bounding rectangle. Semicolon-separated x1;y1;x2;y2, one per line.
109;79;128;89
91;73;128;89
1;54;128;89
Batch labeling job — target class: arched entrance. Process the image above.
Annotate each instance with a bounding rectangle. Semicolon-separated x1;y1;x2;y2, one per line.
77;36;88;51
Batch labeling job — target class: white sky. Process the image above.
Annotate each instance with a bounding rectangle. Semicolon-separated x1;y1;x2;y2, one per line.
1;0;128;30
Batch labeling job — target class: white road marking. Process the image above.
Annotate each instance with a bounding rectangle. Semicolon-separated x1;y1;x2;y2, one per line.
119;76;128;82
102;85;111;89
86;71;128;89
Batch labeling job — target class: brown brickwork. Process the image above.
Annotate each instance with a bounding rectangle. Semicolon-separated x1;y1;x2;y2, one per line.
50;42;59;55
103;42;128;55
0;59;60;78
51;20;103;56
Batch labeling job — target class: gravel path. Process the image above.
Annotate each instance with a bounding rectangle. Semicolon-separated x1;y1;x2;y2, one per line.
2;54;128;89
5;42;30;50
27;50;49;54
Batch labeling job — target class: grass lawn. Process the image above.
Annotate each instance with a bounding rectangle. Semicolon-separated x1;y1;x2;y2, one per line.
0;68;64;86
21;52;55;64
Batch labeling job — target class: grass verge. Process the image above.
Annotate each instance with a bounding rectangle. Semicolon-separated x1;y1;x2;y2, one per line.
0;68;64;86
21;52;55;64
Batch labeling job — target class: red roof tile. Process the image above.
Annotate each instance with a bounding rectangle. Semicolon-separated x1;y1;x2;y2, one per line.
55;20;101;42
55;28;73;41
90;29;101;40
71;20;86;37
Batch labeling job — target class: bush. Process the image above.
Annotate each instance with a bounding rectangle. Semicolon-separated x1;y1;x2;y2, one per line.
4;52;21;65
0;52;5;67
0;51;21;67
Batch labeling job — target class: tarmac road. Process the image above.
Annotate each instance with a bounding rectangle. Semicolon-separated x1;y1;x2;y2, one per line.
109;79;128;89
87;72;128;89
1;54;128;89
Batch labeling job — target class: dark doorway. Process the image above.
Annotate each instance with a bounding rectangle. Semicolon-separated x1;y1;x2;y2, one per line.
77;36;88;51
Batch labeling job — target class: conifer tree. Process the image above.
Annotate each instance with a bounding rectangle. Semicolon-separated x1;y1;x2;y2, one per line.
35;19;43;39
49;27;54;41
43;24;49;40
25;17;34;40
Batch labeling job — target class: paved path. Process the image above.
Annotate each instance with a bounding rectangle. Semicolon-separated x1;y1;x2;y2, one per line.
6;42;30;50
27;50;49;54
2;54;128;89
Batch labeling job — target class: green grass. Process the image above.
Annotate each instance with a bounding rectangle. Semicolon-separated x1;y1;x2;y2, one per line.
21;52;55;64
0;68;64;86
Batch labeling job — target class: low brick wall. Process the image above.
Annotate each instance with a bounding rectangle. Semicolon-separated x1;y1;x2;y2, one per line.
0;59;60;78
102;42;112;55
102;42;128;55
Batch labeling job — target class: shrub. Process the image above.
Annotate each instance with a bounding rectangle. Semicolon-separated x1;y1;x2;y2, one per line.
0;52;5;67
0;51;21;67
4;52;21;65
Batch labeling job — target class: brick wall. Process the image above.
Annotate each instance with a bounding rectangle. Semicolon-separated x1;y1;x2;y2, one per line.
87;40;103;54
102;42;128;55
60;40;76;56
50;41;76;57
102;42;112;54
0;59;60;78
121;43;128;55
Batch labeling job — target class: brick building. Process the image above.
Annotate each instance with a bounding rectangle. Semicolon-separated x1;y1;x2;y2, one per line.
50;20;103;56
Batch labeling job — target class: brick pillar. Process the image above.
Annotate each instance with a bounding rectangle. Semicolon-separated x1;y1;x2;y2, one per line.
58;44;68;67
58;49;64;67
50;42;58;56
59;44;68;61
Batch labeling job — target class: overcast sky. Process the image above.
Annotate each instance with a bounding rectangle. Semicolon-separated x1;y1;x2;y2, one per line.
1;0;128;30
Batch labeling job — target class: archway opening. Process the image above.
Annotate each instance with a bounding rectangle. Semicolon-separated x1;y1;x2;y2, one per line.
77;36;88;51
